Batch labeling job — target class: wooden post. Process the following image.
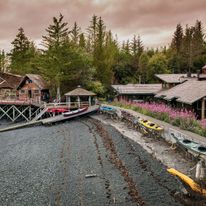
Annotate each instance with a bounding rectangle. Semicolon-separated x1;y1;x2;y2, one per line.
201;97;205;120
88;96;91;106
77;96;80;108
67;96;71;108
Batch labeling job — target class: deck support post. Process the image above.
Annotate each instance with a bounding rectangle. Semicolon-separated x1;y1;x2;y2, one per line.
67;96;71;108
88;96;91;106
201;97;206;120
0;103;43;122
77;96;80;108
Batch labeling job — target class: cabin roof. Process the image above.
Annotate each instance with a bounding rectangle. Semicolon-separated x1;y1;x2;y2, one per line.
112;84;162;95
65;87;96;96
155;74;197;83
0;72;23;89
155;79;206;104
17;74;48;90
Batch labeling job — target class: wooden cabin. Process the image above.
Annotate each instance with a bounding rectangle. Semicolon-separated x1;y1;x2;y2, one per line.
112;84;162;102
0;73;23;100
17;74;50;103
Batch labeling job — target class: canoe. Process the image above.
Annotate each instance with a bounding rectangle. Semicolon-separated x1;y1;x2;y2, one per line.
63;107;88;117
139;119;164;132
170;132;206;156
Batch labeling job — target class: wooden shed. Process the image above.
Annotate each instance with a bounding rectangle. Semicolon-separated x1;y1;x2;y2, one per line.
65;86;96;108
17;74;50;103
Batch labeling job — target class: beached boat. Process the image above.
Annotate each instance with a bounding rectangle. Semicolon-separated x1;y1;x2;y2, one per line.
170;132;206;156
100;106;116;112
63;107;88;117
139;119;164;132
167;168;206;198
47;108;69;113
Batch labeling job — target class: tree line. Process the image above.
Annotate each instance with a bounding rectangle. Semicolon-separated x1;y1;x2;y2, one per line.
0;14;205;97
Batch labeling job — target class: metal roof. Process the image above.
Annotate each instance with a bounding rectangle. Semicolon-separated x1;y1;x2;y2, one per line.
17;74;48;90
155;74;197;83
155;80;206;104
112;84;162;94
0;72;23;89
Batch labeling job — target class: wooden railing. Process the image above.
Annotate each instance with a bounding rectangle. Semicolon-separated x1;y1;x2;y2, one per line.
45;101;91;109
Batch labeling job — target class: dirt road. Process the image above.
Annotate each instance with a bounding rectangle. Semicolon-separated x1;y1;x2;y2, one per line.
0;118;183;206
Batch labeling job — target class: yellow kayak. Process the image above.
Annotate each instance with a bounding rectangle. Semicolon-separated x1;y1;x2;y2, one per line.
139;119;163;132
167;168;206;197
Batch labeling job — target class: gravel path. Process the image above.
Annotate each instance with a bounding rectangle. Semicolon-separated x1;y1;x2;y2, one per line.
0;118;184;206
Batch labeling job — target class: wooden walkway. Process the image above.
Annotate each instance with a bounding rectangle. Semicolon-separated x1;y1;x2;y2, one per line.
0;105;99;132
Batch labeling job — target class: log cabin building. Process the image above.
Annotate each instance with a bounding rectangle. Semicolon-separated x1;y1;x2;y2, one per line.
0;73;49;103
17;74;50;103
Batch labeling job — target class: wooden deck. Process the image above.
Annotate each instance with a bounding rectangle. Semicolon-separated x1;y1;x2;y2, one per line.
0;105;99;132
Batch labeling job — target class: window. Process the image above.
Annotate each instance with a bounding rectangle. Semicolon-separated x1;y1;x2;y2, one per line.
34;90;39;94
20;90;25;94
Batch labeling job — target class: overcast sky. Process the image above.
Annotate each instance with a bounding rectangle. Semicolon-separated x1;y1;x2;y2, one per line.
0;0;206;52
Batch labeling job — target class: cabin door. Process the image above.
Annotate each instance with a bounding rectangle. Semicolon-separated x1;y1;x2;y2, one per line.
28;90;32;99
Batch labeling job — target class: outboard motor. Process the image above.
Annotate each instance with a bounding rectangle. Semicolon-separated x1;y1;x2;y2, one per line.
195;160;206;189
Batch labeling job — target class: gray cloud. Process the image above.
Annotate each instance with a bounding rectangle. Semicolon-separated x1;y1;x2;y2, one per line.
0;0;205;51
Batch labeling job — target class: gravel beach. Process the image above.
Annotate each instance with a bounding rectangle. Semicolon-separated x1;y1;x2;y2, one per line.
0;117;185;206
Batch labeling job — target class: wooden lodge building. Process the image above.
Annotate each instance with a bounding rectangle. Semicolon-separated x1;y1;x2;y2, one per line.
155;73;197;89
112;65;206;119
112;84;162;101
155;65;206;119
0;73;49;104
17;74;49;103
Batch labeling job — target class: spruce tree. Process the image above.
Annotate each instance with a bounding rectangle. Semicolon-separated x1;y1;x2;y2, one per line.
137;35;144;58
193;20;204;57
71;22;81;45
79;33;86;48
94;16;106;85
182;25;194;73
87;15;98;53
171;23;183;54
10;27;35;74
0;50;7;72
42;13;68;49
41;14;69;100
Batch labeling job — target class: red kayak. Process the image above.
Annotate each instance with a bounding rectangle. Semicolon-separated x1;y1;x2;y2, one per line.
63;107;88;117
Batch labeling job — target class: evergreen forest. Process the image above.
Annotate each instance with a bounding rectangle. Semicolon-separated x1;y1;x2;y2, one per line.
0;14;205;97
